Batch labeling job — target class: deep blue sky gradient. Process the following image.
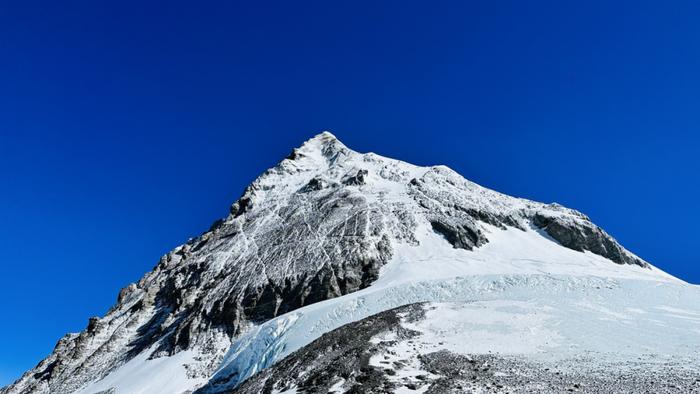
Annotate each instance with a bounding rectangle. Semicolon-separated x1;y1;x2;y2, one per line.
1;0;699;385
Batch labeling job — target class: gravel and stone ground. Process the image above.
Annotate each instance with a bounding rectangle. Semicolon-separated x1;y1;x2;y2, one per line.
417;352;700;393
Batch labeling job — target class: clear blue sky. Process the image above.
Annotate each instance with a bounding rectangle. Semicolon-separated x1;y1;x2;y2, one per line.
1;0;699;386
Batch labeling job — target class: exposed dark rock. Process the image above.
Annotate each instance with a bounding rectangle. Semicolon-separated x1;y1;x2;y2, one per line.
430;220;484;250
86;317;100;334
343;169;369;185
286;148;302;161
229;195;252;217
31;361;56;382
532;213;647;267
300;176;327;192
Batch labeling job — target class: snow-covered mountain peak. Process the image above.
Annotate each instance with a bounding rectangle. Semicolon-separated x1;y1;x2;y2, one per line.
230;132;426;220
299;130;343;149
3;132;683;394
288;131;351;167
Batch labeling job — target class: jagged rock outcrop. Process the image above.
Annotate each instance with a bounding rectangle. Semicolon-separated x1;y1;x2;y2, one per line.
531;212;645;266
2;132;652;394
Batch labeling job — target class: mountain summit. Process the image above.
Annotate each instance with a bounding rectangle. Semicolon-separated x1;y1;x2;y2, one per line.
4;133;697;394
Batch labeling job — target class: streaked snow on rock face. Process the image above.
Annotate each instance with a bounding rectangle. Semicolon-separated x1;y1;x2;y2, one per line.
3;132;698;394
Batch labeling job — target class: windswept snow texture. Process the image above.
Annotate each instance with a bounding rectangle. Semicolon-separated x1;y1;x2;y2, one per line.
2;132;696;394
